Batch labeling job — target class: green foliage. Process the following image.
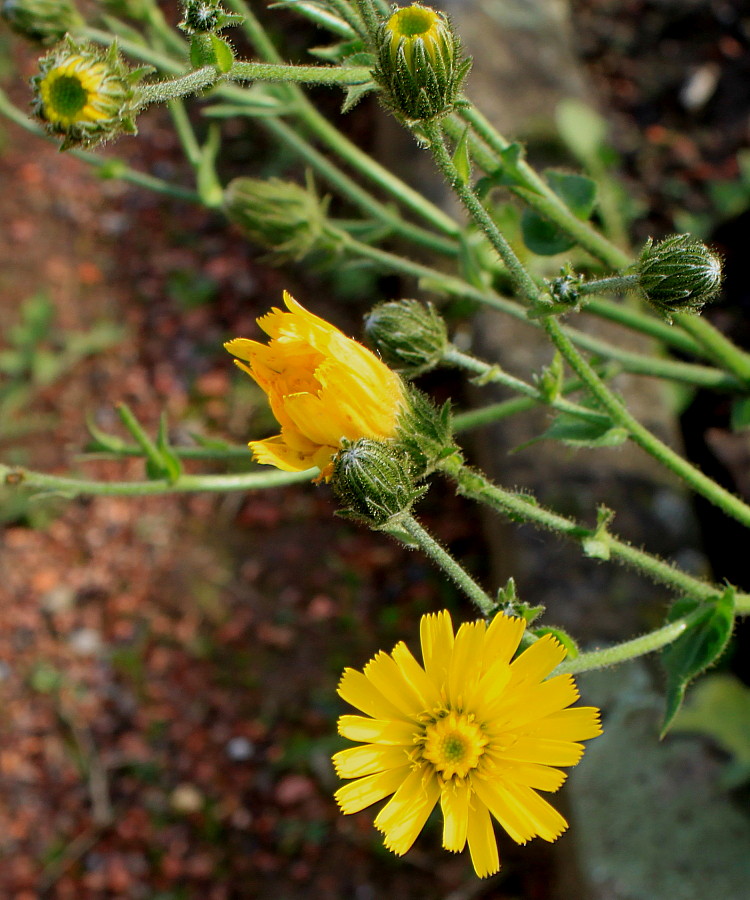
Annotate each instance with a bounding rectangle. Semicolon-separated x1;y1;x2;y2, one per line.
661;589;736;735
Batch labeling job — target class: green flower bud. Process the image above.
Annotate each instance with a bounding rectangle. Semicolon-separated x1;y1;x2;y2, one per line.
180;0;221;33
637;234;723;320
31;38;146;150
364;299;448;377
1;0;82;45
374;3;471;123
332;438;424;528
223;175;347;264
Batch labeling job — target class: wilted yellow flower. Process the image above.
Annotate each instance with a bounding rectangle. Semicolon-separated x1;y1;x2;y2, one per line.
333;610;601;878
224;292;406;480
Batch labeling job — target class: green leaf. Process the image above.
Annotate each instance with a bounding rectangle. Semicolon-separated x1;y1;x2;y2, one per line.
730;396;750;432
156;414;183;484
539;409;627;449
671;673;750;787
341;79;377;114
520;208;576;255
452;126;472;186
546;170;598;219
210;35;235;74
555;98;608;166
661;589;735;736
197;124;223;209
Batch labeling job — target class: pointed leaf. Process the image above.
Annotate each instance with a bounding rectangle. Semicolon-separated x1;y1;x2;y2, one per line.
520;208;576;256
661;589;735;736
546;170;598;220
452;126;472;186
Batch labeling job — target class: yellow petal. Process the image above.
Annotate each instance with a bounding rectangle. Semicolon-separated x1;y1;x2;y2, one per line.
364;651;426;718
492;761;567;793
333;744;411;779
391;642;442;710
522;706;602;742
466;798;500;878
448;620;486;709
374;766;440;856
440;779;470;852
471;777;535;844
509;634;567;686
338;715;417;745
338;668;411;721
334;765;410;814
500;781;568;843
495;736;584;768
420;610;454;688
482;613;526;671
473;658;512;720
488;674;579;728
249;435;319;472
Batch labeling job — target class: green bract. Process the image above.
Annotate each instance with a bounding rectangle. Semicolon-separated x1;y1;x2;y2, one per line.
364;299;448;378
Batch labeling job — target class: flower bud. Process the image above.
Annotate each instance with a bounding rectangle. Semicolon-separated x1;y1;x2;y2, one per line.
180;0;221;33
332;438;424;527
31;38;145;149
637;234;723;320
374;3;470;122
223;176;346;263
364;299;448;377
1;0;82;45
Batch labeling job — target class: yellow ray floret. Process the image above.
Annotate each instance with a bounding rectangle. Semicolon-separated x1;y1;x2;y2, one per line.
225;292;405;480
333;610;602;878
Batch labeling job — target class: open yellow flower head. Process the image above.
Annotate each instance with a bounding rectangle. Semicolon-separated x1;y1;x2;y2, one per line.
333;610;601;878
224;292;406;480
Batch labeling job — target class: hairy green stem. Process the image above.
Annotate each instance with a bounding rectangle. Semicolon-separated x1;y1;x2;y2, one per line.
451;464;750;609
579;274;639;296
444;347;609;425
400;515;495;615
675;313;750;385
0;463;312;496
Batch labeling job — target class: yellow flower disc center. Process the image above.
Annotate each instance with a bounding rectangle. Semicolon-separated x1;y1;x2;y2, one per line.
422;711;488;780
45;74;89;121
388;6;440;38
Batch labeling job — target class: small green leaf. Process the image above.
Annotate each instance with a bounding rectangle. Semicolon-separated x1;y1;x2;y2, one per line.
661;589;735;736
156;414;183;484
197;124;223;208
520;208;576;256
341;79;377;114
536;352;564;402
546;170;598;220
539;410;627;449
452;126;472;186
730;396;750;432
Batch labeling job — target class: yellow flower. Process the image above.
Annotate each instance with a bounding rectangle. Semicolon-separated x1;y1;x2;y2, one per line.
38;55;115;127
333;610;601;878
224;292;406;480
386;4;448;70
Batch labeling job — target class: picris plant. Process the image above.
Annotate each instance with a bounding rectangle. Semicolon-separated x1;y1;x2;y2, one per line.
2;0;749;881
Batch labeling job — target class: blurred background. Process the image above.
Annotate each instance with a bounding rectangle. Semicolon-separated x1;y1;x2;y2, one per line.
1;1;750;897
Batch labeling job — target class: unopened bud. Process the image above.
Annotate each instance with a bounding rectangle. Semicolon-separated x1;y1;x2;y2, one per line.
332;439;423;527
1;0;82;44
223;175;346;263
374;3;470;122
364;300;448;377
31;38;145;149
637;234;722;320
178;0;242;36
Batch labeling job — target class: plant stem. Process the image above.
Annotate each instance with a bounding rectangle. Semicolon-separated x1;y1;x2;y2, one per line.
556;616;698;675
541;315;750;528
675;313;750;385
1;463;313;496
443;347;609;425
579;274;639;296
400;515;495;615
425;119;750;528
450;464;749;607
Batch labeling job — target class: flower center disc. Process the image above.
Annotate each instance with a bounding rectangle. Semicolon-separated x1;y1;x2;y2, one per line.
422;711;488;780
389;6;439;38
47;75;89;120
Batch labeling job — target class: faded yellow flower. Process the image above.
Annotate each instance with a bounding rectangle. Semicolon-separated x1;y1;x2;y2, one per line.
225;292;406;479
333;610;601;878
